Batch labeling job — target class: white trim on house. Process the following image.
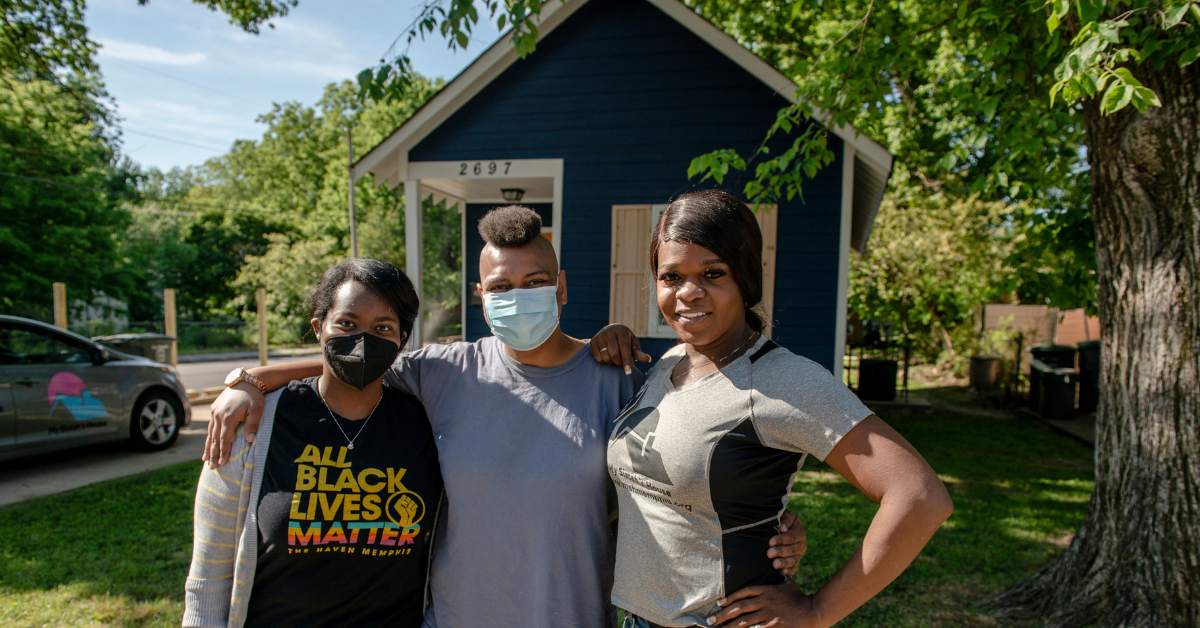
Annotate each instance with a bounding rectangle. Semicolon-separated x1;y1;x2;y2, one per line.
643;0;892;176
645;204;678;339
404;179;424;349
352;0;587;187
833;144;856;381
403;159;564;345
461;205;468;342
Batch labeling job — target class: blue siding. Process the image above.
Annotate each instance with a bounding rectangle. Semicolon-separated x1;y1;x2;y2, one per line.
411;0;845;371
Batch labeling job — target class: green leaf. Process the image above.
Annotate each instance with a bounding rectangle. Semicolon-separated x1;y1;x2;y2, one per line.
1097;21;1121;44
1133;86;1161;109
1047;13;1061;34
1078;35;1103;63
1075;0;1103;24
1163;2;1190;27
1180;45;1200;67
983;98;999;121
1101;83;1131;115
1049;81;1064;106
1113;67;1142;87
356;68;374;91
997;171;1009;187
1081;73;1099;96
455;31;469;48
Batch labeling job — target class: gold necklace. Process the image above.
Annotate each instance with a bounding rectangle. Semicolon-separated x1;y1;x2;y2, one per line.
670;332;759;385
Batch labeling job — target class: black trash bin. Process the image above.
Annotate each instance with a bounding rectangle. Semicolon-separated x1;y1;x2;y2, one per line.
1076;340;1101;414
93;333;175;363
969;356;999;392
858;358;898;401
1039;367;1079;420
1028;357;1049;410
1030;344;1077;369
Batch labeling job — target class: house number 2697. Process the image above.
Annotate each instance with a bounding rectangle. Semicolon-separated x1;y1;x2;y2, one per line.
460;161;511;175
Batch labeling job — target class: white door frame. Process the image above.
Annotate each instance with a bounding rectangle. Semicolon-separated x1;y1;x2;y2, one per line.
404;158;564;348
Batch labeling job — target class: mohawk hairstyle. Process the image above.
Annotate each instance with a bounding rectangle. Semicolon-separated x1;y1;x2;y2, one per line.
478;205;543;248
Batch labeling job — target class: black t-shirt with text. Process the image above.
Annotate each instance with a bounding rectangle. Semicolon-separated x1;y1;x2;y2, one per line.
245;377;443;628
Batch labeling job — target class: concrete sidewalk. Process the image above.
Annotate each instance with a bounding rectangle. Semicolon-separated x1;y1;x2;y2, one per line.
0;405;211;509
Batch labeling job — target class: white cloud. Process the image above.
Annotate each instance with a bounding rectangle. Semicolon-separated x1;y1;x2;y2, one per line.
96;37;206;65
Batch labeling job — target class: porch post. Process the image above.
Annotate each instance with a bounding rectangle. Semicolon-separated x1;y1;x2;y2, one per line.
405;179;424;349
834;145;856;382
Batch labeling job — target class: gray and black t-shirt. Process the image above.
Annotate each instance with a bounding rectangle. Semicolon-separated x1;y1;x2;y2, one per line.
607;337;872;627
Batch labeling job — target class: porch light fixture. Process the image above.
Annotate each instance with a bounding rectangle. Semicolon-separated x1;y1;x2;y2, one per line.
501;188;525;202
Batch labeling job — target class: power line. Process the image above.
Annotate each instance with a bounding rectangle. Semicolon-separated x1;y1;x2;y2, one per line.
0;170;210;215
121;129;228;152
105;57;268;108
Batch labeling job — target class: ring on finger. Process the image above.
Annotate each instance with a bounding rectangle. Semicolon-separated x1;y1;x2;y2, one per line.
600;347;608;351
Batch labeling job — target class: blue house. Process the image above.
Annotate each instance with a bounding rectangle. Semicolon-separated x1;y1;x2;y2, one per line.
353;0;893;377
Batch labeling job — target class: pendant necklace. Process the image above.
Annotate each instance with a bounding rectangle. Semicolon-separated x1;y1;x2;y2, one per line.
671;331;759;385
315;381;383;450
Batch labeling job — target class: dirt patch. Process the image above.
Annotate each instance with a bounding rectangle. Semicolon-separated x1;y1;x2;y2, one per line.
1048;533;1076;549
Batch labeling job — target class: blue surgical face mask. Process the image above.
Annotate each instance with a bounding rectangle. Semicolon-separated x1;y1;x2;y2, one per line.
482;284;561;351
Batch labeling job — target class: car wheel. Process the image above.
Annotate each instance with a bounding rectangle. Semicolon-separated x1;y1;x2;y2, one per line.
130;390;181;451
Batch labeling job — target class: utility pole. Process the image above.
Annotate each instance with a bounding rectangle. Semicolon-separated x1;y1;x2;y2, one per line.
347;126;358;258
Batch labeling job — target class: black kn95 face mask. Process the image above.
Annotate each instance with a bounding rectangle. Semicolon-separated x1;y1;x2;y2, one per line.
323;332;400;390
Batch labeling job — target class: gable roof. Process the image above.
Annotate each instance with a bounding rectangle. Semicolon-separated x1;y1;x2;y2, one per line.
354;0;894;252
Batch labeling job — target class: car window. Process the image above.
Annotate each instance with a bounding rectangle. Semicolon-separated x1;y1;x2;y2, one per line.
0;324;93;365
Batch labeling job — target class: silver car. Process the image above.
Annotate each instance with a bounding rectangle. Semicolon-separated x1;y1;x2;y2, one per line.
0;315;191;462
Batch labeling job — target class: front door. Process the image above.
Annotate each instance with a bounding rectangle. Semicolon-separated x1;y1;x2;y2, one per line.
0;323;121;449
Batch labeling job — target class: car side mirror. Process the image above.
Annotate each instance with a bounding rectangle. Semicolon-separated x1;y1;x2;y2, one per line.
91;348;110;365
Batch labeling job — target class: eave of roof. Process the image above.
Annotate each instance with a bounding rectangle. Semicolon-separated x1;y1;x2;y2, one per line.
354;0;894;251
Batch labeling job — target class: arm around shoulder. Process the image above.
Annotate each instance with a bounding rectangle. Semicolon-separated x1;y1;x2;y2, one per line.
184;430;256;628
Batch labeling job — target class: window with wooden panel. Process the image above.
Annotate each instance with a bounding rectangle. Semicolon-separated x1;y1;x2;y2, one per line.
610;203;778;339
609;204;653;337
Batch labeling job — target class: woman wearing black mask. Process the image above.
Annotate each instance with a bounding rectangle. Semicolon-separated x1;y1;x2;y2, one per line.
184;258;442;628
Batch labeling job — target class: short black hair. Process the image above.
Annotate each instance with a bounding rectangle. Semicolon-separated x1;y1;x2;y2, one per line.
651;189;766;333
309;258;419;349
478;205;543;248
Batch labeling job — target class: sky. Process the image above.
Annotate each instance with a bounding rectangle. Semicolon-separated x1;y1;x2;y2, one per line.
87;0;504;171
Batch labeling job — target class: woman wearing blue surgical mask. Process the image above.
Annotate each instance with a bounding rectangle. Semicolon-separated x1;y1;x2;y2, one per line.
184;258;443;628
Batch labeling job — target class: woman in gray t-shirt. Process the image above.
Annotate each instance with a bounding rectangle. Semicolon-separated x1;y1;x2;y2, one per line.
598;190;953;628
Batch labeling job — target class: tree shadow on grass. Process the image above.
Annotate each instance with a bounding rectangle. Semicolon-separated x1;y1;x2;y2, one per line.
789;408;1094;628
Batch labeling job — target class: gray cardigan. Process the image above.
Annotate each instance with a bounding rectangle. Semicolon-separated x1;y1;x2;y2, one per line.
183;390;280;628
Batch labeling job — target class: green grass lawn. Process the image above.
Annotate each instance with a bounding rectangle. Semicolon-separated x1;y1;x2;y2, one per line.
0;408;1093;627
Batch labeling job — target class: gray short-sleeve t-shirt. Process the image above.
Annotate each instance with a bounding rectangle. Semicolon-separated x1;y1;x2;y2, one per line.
385;336;643;628
607;338;871;627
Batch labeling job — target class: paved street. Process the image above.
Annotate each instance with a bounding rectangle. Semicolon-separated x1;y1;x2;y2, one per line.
0;405;211;508
176;353;318;391
0;354;325;508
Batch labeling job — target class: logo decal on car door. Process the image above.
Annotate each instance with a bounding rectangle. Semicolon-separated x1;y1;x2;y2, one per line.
47;372;109;420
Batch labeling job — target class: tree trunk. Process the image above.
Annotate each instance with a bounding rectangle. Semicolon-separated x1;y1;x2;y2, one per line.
983;63;1199;627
